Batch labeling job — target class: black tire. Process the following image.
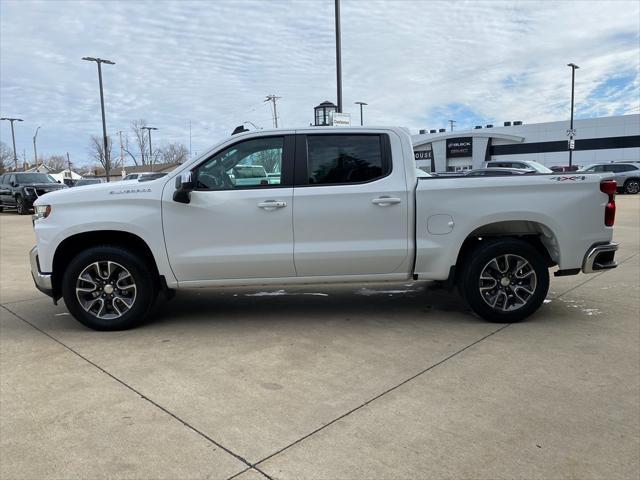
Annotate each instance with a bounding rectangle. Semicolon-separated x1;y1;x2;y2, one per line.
460;238;549;323
62;245;157;330
15;195;28;215
623;179;640;195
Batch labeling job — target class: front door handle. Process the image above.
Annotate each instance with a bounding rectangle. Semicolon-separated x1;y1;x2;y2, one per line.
372;196;402;206
258;200;287;210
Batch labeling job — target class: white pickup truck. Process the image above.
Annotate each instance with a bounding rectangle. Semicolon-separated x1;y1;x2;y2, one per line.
30;127;619;330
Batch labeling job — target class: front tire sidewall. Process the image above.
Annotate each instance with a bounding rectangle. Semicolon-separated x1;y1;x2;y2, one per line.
16;196;27;215
624;180;640;195
461;239;550;323
62;246;156;330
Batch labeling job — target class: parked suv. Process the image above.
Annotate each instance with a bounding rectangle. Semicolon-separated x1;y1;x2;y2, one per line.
579;163;640;194
0;172;67;214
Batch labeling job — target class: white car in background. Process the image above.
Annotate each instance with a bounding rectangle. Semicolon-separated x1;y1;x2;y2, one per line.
484;160;553;173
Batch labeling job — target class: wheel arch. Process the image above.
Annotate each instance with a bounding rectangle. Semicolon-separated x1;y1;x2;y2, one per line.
51;230;160;300
453;220;559;285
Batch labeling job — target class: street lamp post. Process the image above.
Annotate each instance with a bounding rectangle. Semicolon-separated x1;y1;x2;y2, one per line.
335;0;343;113
82;56;115;181
33;126;41;166
0;117;23;170
354;102;367;126
567;63;579;167
142;126;158;171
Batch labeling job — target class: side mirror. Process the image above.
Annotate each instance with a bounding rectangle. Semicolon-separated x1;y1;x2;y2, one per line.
10;181;17;187
173;171;194;204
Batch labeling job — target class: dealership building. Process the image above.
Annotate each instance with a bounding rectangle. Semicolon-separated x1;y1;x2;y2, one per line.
412;114;639;172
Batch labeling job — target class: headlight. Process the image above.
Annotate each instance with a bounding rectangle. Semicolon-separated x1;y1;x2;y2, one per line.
24;187;37;196
33;204;51;221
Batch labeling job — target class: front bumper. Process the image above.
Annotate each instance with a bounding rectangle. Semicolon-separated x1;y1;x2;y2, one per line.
582;242;619;274
29;246;53;297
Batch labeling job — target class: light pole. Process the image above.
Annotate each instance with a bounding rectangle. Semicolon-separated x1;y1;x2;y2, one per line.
33;126;41;166
448;119;456;132
567;63;579;167
0;117;23;170
82;56;115;181
354;102;367;126
335;0;343;113
142;126;158;170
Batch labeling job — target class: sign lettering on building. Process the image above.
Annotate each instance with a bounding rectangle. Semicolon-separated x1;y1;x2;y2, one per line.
414;150;433;161
446;137;472;158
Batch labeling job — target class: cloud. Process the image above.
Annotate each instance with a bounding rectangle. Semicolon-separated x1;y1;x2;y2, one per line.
1;0;638;166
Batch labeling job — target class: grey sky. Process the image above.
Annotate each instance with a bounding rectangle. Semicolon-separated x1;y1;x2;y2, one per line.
1;0;639;167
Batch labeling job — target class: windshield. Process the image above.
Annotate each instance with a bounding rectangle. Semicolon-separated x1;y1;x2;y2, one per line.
526;161;553;173
16;173;57;183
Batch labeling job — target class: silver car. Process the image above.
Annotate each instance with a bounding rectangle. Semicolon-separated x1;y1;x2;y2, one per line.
579;162;640;194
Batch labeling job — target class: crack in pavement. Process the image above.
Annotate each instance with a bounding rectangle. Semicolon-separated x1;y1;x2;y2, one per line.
0;303;274;480
252;322;512;470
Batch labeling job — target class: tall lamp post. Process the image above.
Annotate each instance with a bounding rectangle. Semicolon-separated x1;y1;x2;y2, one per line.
33;126;41;166
142;126;158;171
354;101;367;126
0;117;23;170
335;0;343;113
82;56;115;181
567;63;579;167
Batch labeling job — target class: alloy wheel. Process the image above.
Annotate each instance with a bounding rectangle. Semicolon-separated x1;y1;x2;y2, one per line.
75;261;137;319
479;254;537;312
625;181;640;194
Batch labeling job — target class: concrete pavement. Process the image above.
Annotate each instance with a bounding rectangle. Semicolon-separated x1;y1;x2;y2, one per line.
1;196;638;479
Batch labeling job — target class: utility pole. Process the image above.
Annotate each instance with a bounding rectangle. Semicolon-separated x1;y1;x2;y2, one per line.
82;56;115;181
335;0;343;113
448;119;456;132
116;130;124;168
1;117;23;170
264;95;282;128
66;152;71;171
567;63;580;167
354;101;367;126
33;126;41;165
142;126;158;170
189;120;192;158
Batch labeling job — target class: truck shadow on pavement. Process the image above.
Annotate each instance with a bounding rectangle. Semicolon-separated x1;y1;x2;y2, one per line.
147;283;478;328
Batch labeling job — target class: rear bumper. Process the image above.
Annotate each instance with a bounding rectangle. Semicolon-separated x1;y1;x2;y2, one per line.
582;242;619;274
29;246;53;297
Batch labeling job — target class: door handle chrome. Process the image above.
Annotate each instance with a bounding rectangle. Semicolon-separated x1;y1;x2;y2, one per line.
372;197;402;206
258;200;287;210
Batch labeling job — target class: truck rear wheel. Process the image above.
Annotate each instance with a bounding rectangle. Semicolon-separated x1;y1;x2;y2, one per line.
460;238;549;323
623;179;640;194
61;245;157;330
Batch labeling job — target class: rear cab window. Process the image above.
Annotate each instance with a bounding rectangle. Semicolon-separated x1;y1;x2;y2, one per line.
300;134;391;186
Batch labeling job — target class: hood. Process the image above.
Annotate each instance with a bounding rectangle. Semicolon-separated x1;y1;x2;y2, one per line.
23;183;67;189
33;176;168;206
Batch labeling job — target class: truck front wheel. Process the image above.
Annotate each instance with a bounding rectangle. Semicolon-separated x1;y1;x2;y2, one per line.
61;245;157;330
460;238;549;323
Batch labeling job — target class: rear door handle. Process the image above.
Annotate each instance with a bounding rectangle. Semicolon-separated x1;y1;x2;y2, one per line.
372;196;402;206
258;200;287;210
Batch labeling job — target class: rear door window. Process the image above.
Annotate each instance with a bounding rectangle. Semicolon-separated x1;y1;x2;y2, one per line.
304;134;390;185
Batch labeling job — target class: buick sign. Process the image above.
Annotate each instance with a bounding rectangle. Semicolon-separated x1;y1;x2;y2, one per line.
446;137;472;158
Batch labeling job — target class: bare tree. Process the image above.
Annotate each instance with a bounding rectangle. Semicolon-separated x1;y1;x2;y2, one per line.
253;148;281;174
159;142;189;164
46;155;68;171
0;141;11;173
88;135;113;173
122;119;148;166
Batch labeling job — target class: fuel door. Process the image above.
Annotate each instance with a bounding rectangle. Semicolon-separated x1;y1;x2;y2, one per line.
427;214;454;235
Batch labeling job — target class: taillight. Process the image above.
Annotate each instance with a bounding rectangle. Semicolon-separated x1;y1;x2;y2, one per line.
600;180;616;227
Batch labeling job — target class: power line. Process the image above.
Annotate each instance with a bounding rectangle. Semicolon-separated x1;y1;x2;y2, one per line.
264;94;282;128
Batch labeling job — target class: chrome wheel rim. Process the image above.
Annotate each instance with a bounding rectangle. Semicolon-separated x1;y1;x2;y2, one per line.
75;261;137;319
626;181;639;194
479;254;537;312
16;199;23;214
